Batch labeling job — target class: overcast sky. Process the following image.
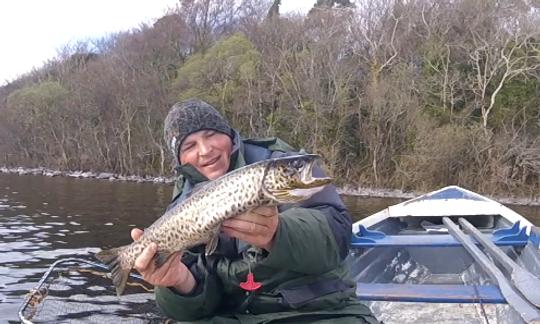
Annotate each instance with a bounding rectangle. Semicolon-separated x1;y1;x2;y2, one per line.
0;1;314;86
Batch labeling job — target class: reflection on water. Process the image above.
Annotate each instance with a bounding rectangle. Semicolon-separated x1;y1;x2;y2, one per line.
1;173;539;322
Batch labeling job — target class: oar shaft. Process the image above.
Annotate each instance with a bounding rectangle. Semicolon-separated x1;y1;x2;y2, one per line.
459;218;516;271
443;217;499;282
443;217;540;323
460;218;540;308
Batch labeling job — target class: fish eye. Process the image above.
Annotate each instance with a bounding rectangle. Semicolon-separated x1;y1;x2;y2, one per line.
291;159;305;170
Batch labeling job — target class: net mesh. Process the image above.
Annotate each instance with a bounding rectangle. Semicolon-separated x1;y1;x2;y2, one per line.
19;258;172;324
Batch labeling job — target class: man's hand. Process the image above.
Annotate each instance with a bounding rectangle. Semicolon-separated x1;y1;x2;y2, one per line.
131;228;196;294
221;206;279;251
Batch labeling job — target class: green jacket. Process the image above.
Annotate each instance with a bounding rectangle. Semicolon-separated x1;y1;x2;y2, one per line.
155;133;379;324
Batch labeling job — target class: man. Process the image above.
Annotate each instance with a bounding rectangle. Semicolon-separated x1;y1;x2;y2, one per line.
130;99;379;323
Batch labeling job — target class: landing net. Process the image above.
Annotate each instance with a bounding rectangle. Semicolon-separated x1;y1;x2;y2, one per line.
18;258;171;323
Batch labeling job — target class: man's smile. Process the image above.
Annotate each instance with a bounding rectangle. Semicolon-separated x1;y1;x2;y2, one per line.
201;156;220;167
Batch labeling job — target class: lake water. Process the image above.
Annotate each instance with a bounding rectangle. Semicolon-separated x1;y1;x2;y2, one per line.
1;173;539;323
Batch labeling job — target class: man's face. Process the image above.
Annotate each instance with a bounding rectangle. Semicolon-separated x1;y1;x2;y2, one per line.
179;129;233;180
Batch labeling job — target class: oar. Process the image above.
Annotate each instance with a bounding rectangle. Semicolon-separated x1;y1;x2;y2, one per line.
459;218;540;307
442;217;540;323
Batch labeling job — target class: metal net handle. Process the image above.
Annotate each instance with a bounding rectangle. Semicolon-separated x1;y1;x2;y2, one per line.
17;257;142;323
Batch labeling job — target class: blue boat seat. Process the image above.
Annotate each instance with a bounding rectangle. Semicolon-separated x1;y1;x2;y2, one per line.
352;222;530;248
356;283;506;303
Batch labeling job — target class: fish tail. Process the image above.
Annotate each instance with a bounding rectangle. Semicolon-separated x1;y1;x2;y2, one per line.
95;245;132;296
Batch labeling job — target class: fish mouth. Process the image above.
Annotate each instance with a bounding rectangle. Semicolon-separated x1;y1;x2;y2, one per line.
297;157;332;189
286;185;329;200
265;154;333;202
287;160;332;199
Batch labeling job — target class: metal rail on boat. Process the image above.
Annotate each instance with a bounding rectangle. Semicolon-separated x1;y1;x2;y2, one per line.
355;283;506;303
351;221;530;248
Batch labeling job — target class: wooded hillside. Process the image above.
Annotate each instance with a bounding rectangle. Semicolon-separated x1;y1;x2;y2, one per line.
1;0;539;196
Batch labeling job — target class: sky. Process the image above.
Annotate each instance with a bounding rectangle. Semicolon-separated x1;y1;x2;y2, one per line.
0;0;314;86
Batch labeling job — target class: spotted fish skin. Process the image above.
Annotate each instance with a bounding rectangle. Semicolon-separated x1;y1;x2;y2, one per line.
121;161;269;266
95;154;331;295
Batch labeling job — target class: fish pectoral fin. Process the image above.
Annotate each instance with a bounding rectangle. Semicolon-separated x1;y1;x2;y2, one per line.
205;232;220;256
154;250;173;268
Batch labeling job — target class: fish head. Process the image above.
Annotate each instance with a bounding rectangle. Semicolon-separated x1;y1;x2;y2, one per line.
262;154;332;203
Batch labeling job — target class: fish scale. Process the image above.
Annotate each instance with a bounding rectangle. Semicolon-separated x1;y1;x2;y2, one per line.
96;154;332;295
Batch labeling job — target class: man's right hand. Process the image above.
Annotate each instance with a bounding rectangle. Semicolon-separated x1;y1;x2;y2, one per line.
131;228;196;294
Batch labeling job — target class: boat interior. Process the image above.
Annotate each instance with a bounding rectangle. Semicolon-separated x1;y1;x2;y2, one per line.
347;214;539;304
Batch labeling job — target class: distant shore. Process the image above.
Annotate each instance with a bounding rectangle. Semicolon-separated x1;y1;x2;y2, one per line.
2;166;540;207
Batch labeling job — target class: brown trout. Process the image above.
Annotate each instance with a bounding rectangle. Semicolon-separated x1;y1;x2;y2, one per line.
96;154;332;295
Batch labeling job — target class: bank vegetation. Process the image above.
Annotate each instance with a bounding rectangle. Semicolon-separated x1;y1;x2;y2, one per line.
1;0;539;197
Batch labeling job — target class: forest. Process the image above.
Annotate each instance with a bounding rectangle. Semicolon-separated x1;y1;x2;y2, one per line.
0;0;539;196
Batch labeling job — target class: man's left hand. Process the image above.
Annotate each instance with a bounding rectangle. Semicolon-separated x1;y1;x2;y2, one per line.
222;206;279;252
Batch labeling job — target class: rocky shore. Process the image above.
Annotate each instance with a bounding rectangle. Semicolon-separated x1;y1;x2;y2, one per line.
0;166;174;184
2;166;539;206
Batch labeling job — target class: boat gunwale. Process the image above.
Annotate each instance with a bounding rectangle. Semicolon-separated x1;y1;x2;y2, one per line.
353;185;535;234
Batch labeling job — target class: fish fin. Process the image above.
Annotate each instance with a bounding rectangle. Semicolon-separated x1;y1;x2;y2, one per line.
154;250;173;268
205;233;220;256
111;267;131;296
95;246;132;296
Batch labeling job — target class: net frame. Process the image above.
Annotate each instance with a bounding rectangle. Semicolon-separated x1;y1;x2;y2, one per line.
18;257;169;323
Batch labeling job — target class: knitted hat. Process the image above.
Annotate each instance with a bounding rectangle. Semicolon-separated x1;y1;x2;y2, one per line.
164;99;232;163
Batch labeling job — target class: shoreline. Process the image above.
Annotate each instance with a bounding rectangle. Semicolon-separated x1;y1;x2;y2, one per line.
2;166;540;207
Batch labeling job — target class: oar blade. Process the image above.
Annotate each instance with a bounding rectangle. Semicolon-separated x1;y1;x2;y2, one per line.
512;269;540;308
459;217;540;308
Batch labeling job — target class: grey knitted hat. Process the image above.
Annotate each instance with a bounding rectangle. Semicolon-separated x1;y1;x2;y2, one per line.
164;99;232;163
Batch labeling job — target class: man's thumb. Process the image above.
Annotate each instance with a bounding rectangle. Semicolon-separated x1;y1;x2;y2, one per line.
131;228;144;241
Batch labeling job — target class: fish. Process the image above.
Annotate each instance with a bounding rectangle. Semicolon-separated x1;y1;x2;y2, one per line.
95;154;332;295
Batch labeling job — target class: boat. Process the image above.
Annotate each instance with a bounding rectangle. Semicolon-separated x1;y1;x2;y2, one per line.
19;185;540;323
347;185;540;323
